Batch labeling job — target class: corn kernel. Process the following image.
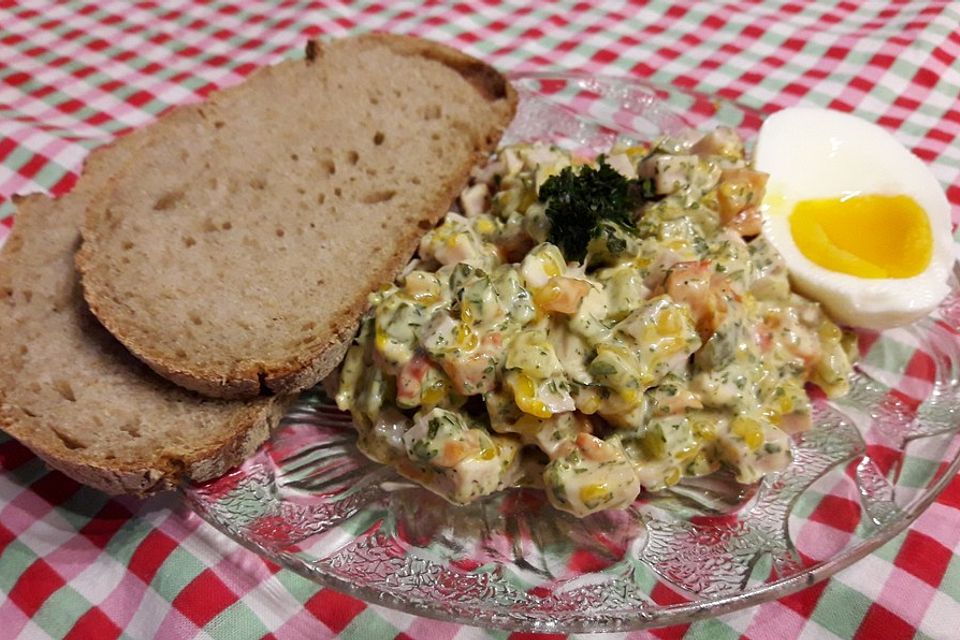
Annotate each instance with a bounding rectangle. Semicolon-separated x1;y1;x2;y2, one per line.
511;373;553;419
517;398;552;419
475;218;497;235
731;416;764;451
513;415;544;437
577;388;601;414
478;443;498;461
579;483;611;506
375;325;388;350
777;393;794;415
413;291;439;305
519;189;538;213
687;451;714;476
421;381;446;407
539;252;563;278
597;343;628;362
664;467;682;486
818;321;842;342
656;308;682;334
403;272;441;305
456;323;479;351
533;281;563;309
654;334;684;357
676;443;700;462
692;419;717;441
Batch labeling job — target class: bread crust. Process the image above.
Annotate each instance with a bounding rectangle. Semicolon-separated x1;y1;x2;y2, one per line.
76;34;517;400
0;137;291;496
0;399;289;495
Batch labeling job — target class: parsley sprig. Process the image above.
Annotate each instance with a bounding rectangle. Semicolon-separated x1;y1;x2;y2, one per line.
539;158;649;263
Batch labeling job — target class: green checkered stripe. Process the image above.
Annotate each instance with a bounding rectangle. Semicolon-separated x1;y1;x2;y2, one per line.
2;1;960;639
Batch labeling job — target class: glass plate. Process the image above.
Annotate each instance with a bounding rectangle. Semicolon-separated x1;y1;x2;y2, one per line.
184;74;960;633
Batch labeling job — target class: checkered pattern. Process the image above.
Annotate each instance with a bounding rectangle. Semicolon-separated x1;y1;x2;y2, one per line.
1;1;959;638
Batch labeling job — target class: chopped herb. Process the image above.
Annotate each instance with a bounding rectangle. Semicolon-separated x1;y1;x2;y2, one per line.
410;438;436;461
606;229;627;255
539;158;646;262
591;361;617;376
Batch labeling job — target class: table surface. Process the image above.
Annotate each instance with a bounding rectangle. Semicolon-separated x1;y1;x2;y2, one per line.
2;1;960;639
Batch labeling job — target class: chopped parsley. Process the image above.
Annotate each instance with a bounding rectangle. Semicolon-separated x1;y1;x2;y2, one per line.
539;158;648;262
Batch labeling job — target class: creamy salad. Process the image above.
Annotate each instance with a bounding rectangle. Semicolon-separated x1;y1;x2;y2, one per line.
336;128;856;517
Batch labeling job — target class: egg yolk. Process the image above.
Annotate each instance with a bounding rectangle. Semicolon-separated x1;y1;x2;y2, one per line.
789;194;932;278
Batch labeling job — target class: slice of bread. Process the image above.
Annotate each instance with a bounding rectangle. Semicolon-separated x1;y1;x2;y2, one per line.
77;34;517;400
0;130;290;495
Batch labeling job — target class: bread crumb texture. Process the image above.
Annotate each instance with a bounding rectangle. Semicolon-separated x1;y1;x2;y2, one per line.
0;118;289;495
77;34;517;399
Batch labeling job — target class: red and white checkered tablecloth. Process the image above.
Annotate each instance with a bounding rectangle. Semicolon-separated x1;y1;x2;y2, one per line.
2;2;959;638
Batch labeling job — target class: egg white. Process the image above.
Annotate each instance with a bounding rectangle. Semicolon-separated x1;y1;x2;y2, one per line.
754;107;953;330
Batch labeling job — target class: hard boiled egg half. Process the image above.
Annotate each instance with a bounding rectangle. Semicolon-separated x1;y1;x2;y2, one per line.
754;107;954;330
